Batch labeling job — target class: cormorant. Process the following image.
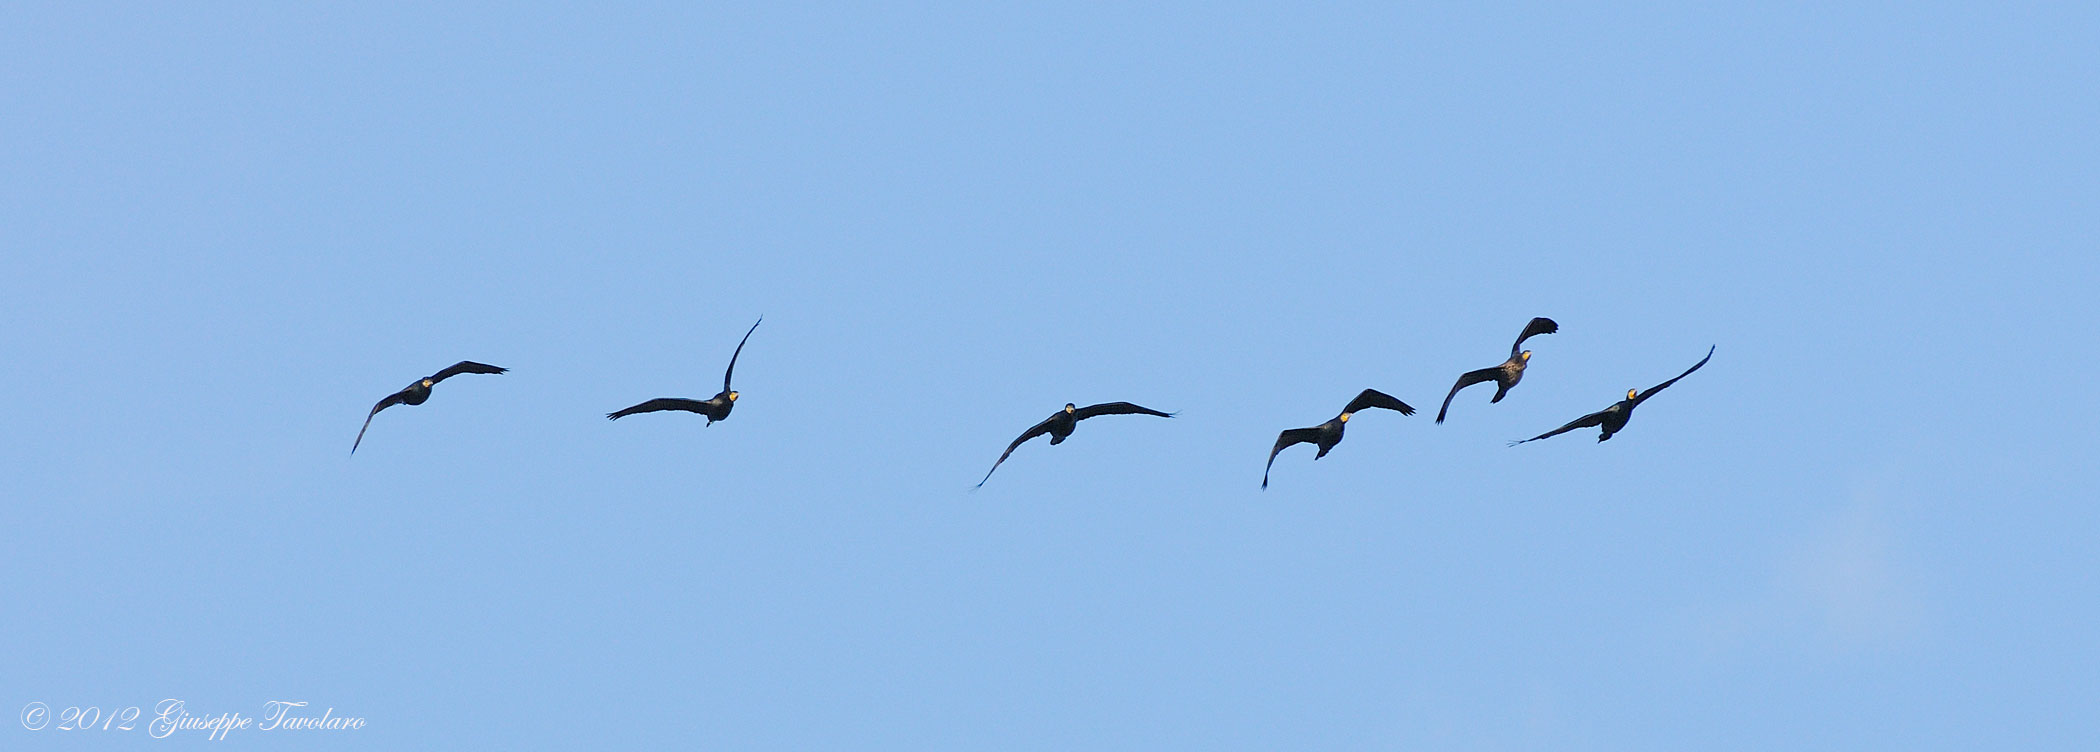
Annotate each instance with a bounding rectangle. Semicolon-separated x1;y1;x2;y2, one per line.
1510;345;1714;445
608;317;762;425
1436;316;1559;423
976;401;1176;487
352;360;508;454
1264;388;1415;489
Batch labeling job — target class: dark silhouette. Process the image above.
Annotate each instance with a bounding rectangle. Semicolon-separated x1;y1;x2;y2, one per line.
608;317;762;425
1437;317;1559;423
976;402;1176;487
1264;389;1415;489
1511;346;1714;445
353;361;508;453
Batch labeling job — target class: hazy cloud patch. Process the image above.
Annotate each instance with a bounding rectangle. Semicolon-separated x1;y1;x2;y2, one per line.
1673;472;1926;657
1780;479;1924;647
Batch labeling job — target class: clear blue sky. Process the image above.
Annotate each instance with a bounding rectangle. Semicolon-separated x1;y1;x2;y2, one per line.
4;2;2096;749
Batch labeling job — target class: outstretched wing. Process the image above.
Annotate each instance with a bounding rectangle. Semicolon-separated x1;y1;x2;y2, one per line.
1263;427;1322;489
351;390;411;454
1632;345;1714;406
1344;388;1415;416
1072;401;1175;420
429;361;508;383
1510;316;1559;358
607;397;710;420
975;413;1060;488
1508;409;1608;446
723;316;762;392
1435;368;1500;423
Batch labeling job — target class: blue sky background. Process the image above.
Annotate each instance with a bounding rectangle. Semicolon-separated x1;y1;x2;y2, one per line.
4;2;2096;748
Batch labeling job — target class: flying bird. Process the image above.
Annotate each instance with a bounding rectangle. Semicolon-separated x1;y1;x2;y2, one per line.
607;317;762;425
1436;316;1559;423
1263;388;1415;489
352;360;509;453
1510;345;1714;446
975;401;1176;487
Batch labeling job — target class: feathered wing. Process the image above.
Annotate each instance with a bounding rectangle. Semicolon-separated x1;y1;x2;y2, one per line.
429;360;508;383
1263;427;1323;489
1509;317;1559;358
722;316;762;392
1072;401;1175;420
976;414;1059;487
1435;368;1500;423
1509;410;1608;446
351;390;410;454
1632;345;1714;406
607;397;710;420
1344;388;1416;416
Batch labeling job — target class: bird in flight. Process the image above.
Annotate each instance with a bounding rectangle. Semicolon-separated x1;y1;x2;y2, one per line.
1510;345;1714;446
1264;388;1415;489
352;360;509;454
976;401;1176;487
607;317;762;425
1436;316;1559;424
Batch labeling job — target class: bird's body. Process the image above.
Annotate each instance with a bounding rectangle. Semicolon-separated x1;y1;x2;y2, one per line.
1040;410;1079;445
352;360;509;454
1286;417;1348;459
1264;388;1415;489
608;317;761;425
1437;317;1558;423
1511;346;1713;445
976;401;1175;487
396;383;433;407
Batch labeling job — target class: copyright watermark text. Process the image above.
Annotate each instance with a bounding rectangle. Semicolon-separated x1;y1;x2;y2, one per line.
21;699;364;740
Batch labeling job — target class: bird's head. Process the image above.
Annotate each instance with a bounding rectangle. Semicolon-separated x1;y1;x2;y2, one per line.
728;391;740;402
1626;388;1638;400
1338;412;1352;423
1520;350;1532;361
1064;403;1077;414
420;379;434;388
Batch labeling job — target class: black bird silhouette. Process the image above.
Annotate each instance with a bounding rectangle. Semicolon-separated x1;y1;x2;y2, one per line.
1436;317;1559;424
1264;389;1415;489
1510;346;1714;446
608;317;762;425
352;360;508;453
976;401;1176;487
